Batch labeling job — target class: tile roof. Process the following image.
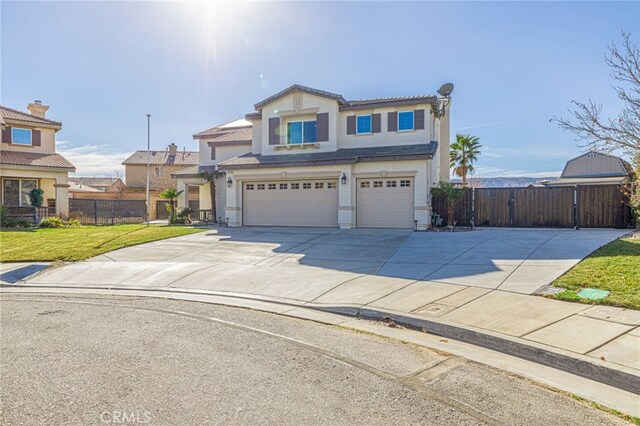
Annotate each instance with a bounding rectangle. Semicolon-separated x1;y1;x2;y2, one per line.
251;84;438;112
218;142;438;170
0;105;62;127
0;150;75;170
171;165;218;178
341;95;437;110
122;150;199;166
68;177;123;187
254;84;349;110
68;181;103;192
193;119;253;141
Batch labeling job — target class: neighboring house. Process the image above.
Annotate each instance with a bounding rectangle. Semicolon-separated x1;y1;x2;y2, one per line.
122;143;200;219
68;177;125;193
0;101;75;215
543;152;633;186
122;143;199;189
177;83;450;229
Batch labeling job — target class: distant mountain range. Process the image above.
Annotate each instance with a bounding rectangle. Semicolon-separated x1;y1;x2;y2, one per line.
451;177;558;188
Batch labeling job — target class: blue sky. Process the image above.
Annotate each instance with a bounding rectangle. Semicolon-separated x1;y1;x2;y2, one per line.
2;1;638;177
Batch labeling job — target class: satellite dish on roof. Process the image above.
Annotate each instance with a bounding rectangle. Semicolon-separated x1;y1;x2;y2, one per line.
437;83;454;97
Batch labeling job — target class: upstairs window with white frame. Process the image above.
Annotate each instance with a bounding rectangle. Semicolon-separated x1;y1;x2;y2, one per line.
11;128;32;146
356;115;372;134
398;111;414;131
287;120;317;144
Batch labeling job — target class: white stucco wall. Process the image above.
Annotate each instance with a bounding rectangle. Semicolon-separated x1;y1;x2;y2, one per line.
339;105;433;149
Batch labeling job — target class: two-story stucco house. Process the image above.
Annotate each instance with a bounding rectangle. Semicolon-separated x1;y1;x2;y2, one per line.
0;101;75;215
177;84;450;229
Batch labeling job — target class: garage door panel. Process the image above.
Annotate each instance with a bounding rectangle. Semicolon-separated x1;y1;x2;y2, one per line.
357;178;414;229
244;180;338;227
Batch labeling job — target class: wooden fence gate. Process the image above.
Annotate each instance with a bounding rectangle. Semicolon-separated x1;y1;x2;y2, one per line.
431;184;632;229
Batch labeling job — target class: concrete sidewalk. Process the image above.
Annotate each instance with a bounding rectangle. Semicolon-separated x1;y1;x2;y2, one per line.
6;265;639;394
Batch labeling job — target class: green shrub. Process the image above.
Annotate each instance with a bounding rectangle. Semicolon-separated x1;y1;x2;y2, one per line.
29;188;45;207
0;206;9;228
66;218;82;227
38;217;65;228
14;220;32;228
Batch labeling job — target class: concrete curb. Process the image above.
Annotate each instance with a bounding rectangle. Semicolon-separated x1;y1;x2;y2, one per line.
2;282;638;395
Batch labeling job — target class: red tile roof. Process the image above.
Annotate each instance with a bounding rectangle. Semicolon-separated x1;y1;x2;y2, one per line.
0;105;62;127
0;150;75;170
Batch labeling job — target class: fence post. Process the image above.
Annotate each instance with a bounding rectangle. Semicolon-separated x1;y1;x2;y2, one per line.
111;201;114;225
471;188;476;229
574;185;580;230
94;200;98;225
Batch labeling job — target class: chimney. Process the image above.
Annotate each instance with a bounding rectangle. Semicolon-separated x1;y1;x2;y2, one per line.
168;143;178;155
27;100;49;118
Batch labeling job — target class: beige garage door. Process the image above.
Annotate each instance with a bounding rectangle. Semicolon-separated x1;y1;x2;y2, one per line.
243;180;338;227
357;178;415;228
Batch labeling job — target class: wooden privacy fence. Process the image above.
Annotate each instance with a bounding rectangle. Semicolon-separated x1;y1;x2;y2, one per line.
431;184;632;229
69;199;147;225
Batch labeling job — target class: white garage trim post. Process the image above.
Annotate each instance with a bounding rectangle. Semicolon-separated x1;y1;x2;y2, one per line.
338;166;355;229
226;172;242;226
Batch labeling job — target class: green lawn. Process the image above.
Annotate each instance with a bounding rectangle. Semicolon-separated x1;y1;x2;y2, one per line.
0;224;205;262
552;233;640;310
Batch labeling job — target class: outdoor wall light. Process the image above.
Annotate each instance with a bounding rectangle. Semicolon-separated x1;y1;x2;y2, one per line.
226;177;233;187
341;173;347;185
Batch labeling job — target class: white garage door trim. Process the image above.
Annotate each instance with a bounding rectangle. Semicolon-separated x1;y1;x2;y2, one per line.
243;180;339;227
356;178;415;229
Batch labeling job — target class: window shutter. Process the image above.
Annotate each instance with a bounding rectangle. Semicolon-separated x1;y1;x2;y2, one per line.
346;116;356;135
1;126;11;144
268;117;280;145
387;112;397;132
372;114;381;133
414;109;425;130
316;113;329;141
32;130;41;146
210;145;216;160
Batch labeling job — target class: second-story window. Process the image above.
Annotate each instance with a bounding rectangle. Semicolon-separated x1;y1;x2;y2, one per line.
398;111;414;131
11;128;32;146
356;115;371;134
287;120;317;144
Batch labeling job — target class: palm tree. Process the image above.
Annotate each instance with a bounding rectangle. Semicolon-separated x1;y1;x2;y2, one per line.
431;181;465;230
196;169;226;223
159;188;183;223
450;134;482;187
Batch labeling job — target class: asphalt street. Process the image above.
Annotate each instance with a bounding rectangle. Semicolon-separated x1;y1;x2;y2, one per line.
0;294;631;425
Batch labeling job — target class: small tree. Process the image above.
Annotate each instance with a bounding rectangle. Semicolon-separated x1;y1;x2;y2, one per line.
450;134;482;187
552;31;640;221
159;188;183;223
29;188;44;207
196;169;226;222
432;181;465;230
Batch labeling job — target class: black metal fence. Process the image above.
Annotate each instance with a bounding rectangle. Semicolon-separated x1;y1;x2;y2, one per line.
69;199;147;225
4;206;55;224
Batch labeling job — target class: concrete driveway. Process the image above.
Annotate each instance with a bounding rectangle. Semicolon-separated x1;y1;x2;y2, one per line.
13;226;640;378
33;226;627;295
